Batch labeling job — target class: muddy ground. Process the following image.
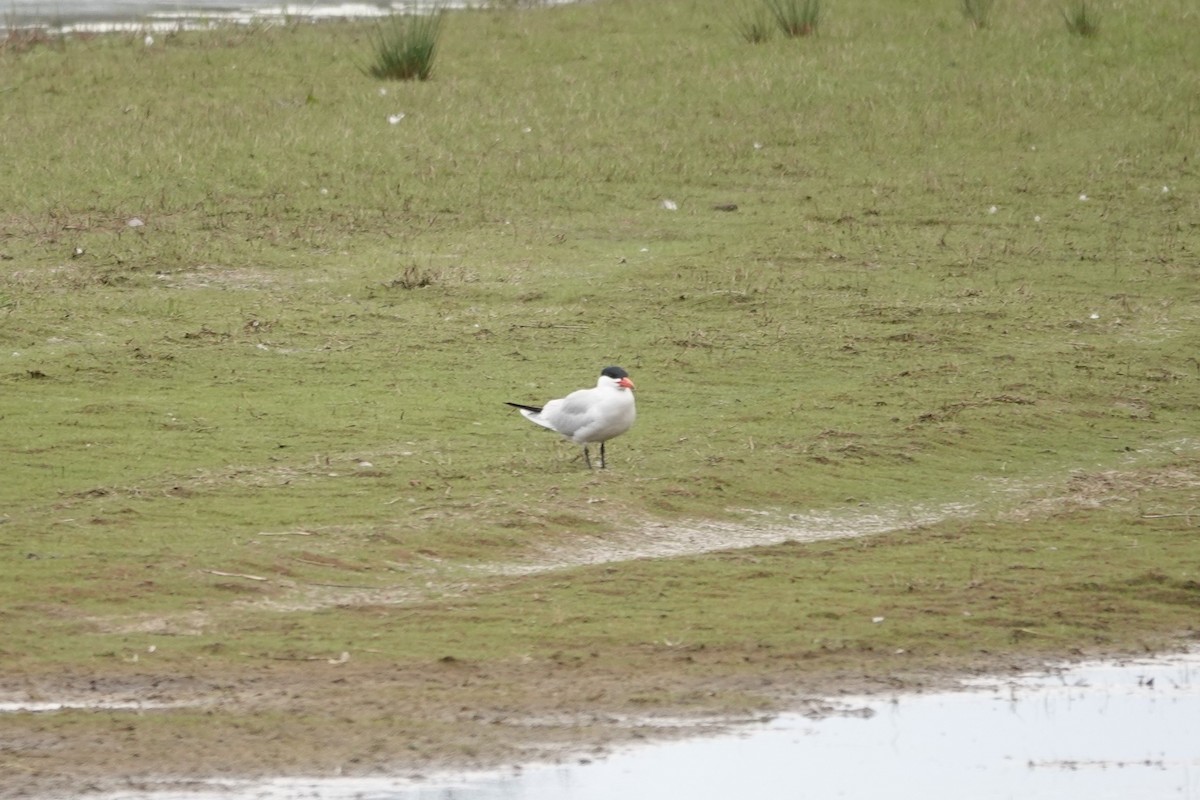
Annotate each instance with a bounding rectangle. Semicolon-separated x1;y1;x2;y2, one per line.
5;465;1196;798
0;507;950;796
1;645;1088;799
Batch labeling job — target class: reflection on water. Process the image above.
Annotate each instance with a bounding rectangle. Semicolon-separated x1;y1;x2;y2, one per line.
86;650;1200;800
3;1;515;30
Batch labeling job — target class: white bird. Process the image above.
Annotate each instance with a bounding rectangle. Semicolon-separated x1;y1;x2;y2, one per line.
507;366;636;469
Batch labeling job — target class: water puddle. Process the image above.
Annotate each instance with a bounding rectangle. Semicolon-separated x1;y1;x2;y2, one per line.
0;700;187;713
80;649;1199;800
3;0;575;32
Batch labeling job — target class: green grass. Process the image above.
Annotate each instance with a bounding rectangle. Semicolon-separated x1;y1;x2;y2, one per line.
765;0;820;37
365;11;443;80
961;0;995;29
734;5;775;44
0;0;1197;734
1063;1;1100;37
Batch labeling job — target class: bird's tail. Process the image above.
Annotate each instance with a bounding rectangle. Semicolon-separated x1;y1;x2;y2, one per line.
506;402;544;413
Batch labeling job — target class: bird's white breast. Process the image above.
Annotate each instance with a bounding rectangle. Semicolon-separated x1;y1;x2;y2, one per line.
541;384;635;445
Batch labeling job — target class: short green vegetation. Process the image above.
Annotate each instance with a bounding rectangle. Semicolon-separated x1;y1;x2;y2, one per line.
0;0;1197;776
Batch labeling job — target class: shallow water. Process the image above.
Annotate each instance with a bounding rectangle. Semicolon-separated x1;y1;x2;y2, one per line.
78;650;1200;800
4;0;556;30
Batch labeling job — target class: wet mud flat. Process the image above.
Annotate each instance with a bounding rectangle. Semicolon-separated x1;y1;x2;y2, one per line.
5;650;1198;800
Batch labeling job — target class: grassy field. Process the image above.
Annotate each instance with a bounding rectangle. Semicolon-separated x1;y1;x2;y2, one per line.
1;0;1198;789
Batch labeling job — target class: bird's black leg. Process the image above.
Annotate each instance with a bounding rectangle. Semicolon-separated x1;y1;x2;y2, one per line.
600;441;607;469
583;446;593;469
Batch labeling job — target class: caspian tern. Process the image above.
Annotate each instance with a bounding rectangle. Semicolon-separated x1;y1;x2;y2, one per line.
506;366;636;469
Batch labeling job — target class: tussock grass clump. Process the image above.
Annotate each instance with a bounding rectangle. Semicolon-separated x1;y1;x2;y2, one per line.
961;0;995;29
734;4;774;43
1063;1;1099;36
766;0;820;37
365;11;443;81
384;264;436;290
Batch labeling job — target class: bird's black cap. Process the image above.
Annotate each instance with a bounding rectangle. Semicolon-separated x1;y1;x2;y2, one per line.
601;366;629;380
